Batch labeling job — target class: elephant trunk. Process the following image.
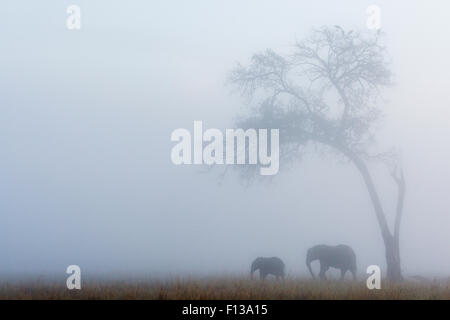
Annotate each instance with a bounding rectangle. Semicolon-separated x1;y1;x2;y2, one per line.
250;260;258;279
306;250;315;279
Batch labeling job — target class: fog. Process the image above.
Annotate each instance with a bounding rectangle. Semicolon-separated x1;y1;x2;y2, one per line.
2;1;450;280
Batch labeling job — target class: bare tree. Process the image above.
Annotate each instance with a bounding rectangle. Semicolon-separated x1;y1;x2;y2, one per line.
229;26;405;281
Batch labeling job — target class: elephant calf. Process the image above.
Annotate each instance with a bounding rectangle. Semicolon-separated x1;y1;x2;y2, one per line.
251;257;285;280
306;244;357;280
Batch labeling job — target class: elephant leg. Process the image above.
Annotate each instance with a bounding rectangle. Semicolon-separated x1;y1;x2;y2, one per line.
319;264;328;280
340;269;347;281
260;272;267;280
351;269;357;281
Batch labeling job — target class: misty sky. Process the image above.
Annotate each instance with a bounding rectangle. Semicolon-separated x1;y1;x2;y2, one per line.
2;1;450;279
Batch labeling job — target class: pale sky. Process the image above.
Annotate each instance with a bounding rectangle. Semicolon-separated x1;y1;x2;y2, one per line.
2;1;450;280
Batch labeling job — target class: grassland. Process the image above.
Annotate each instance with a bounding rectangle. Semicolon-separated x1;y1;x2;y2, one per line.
1;277;450;300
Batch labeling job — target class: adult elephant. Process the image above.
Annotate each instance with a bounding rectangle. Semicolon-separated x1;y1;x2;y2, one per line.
306;245;357;280
251;257;285;280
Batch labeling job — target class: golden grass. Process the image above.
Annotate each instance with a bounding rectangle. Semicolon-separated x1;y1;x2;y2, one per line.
1;277;449;300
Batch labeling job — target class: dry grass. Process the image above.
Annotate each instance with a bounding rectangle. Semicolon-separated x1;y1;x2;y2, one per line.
1;277;449;300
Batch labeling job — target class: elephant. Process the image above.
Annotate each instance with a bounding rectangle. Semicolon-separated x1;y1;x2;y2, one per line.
306;244;357;280
250;257;285;280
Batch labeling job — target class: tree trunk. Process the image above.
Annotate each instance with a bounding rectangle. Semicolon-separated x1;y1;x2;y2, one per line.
385;234;403;281
391;168;405;280
340;147;403;281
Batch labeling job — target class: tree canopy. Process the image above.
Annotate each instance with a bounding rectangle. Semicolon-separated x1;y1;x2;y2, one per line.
229;26;391;168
